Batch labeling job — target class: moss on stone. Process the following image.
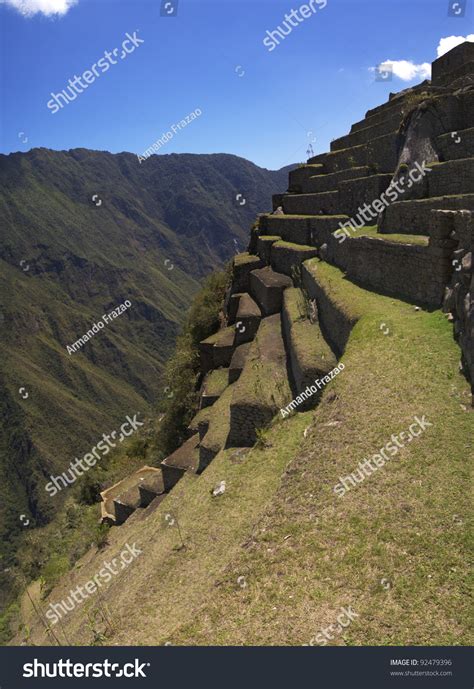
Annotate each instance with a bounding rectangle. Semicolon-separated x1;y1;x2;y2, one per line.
303;258;365;324
234;253;260;267
267;214;349;220
203;368;229;398
201;325;235;347
188;405;213;432
200;384;234;452
232;315;291;410
273;240;316;252
333;224;429;246
259;235;281;242
283;288;337;377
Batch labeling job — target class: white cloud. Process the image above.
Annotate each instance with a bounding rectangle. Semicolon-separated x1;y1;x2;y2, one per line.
0;0;77;16
371;60;432;82
437;34;474;58
371;34;474;83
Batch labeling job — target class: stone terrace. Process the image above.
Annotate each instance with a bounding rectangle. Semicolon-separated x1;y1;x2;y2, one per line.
101;42;474;527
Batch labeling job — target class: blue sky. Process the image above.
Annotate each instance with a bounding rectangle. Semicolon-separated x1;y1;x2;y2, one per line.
0;0;472;169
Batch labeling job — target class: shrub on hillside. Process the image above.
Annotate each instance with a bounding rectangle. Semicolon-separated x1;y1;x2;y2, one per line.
156;266;231;455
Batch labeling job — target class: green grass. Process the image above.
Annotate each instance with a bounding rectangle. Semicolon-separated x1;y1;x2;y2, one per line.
283;287;337;376
13;264;472;648
336;225;429;246
199;384;234;454
265;214;349;220
273;240;317;252
168;261;471;646
258;235;281;242
231;315;291;408
16;413;311;646
0;265;229;633
233;253;261;267
0;148;289;607
203;369;229;398
201;326;235;346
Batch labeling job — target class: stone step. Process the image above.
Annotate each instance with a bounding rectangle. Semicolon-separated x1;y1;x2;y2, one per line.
432;43;474;86
261;215;311;245
288;163;325;192
270;240;318;278
363;83;433;121
283;190;340;215
437;127;474;162
260;213;349;247
285;173;394;218
256;235;281;264
426;158;474;198
100;466;165;526
309;143;367;174
338;173;393;217
227;292;244;324
379;194;474;235
200;368;229;409
309;131;399;174
231;253;263;294
281;287;338;412
161;433;200;490
138;472;166;508
445;59;474;87
302;166;370;194
234;292;262;345
249;266;293;316
350;95;411;133
187;406;211;439
227;314;292;447
301;259;359;356
228;342;251;384
312;223;452;308
199;384;234;471
331;112;401;152
199;325;236;374
390;159;474;202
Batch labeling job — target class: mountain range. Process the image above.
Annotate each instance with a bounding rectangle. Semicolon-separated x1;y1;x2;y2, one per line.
0;148;293;597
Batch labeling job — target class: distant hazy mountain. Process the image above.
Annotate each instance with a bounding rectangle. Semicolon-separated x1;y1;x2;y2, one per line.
0;148;294;588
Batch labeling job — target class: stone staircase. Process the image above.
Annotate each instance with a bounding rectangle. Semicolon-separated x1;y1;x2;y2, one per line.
100;41;474;527
100;466;166;526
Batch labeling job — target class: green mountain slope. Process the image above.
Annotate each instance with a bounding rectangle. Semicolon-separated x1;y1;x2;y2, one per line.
0;148;293;600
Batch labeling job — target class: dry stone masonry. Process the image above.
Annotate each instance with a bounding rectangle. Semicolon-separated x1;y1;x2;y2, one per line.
100;42;473;527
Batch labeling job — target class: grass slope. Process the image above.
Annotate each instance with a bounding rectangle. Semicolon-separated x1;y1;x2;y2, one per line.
0;148;294;602
17;262;472;646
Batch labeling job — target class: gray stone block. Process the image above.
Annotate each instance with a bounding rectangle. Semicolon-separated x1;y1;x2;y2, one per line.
249;266;293;316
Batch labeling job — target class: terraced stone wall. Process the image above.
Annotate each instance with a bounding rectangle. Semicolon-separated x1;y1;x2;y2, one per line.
333;234;453;307
441;210;473;397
